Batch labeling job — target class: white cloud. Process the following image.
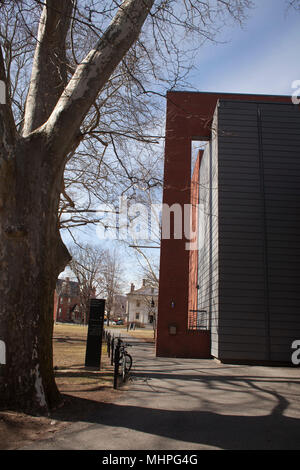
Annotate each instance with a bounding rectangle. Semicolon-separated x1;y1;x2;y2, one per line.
196;17;299;97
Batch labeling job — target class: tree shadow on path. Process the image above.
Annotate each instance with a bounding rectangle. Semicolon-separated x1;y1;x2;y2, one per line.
52;389;300;450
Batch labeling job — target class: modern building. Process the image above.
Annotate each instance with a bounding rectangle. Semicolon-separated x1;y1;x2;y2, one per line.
126;280;158;327
156;91;300;364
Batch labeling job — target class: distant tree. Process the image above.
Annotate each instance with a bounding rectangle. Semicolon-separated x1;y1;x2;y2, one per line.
68;244;104;324
98;249;124;325
288;0;300;9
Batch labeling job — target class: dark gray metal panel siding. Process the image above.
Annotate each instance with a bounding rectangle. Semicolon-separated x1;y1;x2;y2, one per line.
260;103;300;361
216;100;300;362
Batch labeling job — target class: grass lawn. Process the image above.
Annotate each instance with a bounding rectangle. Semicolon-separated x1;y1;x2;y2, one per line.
125;328;156;342
53;322;113;393
105;325;156;342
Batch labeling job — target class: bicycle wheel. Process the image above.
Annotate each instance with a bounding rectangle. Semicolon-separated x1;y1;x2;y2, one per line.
125;353;132;373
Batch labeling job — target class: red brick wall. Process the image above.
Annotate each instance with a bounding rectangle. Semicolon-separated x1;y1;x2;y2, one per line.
53;278;80;322
188;150;202;329
54;291;80;322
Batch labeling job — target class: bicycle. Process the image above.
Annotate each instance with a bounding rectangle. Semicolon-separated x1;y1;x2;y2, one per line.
113;338;133;388
119;341;132;382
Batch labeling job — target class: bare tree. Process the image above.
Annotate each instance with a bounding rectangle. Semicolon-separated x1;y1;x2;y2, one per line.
288;0;300;9
0;0;254;413
110;294;127;322
141;283;158;338
125;185;161;289
68;244;104;324
98;249;124;325
0;0;157;413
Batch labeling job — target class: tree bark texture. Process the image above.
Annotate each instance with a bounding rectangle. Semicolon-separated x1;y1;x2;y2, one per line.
0;0;154;413
0;132;70;412
23;0;73;137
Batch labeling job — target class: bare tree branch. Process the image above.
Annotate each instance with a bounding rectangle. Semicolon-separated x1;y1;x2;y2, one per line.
23;0;74;135
43;0;155;157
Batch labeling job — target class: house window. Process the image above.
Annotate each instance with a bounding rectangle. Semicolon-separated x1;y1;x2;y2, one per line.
136;301;140;307
136;313;140;320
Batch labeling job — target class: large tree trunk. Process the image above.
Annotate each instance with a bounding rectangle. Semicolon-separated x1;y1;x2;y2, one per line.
0;134;70;413
0;1;72;413
0;0;154;414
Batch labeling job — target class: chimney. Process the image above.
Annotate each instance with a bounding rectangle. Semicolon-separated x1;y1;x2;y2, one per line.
142;279;146;287
130;283;135;292
66;277;70;294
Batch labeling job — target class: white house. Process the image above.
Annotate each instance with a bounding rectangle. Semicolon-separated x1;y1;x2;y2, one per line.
126;280;158;327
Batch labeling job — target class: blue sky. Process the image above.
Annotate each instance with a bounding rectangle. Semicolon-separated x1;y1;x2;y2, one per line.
189;0;299;96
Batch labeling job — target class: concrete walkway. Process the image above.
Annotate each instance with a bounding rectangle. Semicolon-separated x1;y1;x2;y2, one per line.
22;331;300;450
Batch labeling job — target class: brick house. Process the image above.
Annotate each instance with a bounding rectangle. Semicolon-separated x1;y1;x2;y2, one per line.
54;277;97;323
54;277;80;323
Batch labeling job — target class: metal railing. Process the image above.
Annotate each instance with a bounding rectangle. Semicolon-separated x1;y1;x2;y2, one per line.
188;309;209;331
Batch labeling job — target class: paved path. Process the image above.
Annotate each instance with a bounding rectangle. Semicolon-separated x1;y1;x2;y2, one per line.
22;330;300;450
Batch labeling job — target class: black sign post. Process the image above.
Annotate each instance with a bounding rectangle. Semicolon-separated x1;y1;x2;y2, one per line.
85;299;105;369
